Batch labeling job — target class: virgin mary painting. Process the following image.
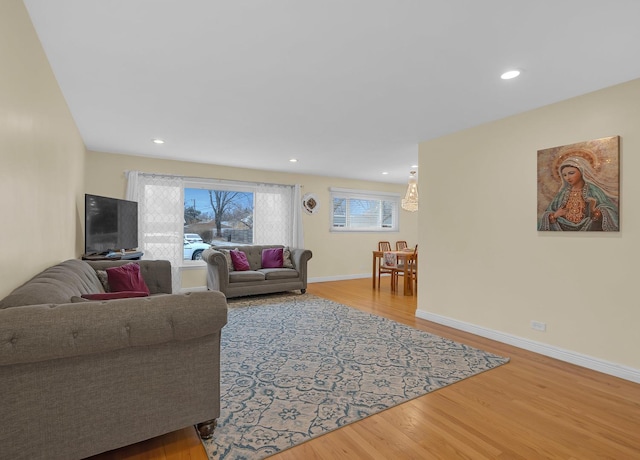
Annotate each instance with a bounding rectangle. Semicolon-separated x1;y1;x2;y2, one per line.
537;137;620;232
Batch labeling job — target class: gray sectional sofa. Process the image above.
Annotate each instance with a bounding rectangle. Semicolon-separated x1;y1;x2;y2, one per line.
0;258;228;460
202;245;312;298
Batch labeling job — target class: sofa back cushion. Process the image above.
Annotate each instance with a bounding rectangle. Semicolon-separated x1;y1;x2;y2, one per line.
0;259;104;309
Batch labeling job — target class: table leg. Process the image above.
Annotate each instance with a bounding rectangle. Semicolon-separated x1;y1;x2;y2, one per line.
372;253;377;289
404;262;410;295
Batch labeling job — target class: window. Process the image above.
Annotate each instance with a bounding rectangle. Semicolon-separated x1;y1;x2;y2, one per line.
126;171;303;290
330;187;399;232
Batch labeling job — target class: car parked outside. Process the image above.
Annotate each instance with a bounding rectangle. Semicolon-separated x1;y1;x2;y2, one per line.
184;233;204;243
183;238;210;260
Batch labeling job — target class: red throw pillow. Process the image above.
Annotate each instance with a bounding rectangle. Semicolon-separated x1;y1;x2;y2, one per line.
261;247;284;268
230;250;251;271
105;263;150;294
81;291;149;301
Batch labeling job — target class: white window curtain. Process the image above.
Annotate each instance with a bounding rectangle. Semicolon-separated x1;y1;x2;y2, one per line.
254;183;304;248
126;171;183;293
293;184;304;248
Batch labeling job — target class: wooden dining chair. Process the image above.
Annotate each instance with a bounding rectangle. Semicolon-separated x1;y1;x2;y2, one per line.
395;240;408;251
379;241;392;252
391;244;418;294
377;241;394;287
410;244;418;293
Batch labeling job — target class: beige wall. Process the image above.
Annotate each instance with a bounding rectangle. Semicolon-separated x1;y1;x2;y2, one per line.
0;0;86;299
417;78;640;371
85;151;419;287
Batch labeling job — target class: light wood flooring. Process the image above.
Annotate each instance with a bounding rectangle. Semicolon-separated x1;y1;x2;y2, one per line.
88;278;640;459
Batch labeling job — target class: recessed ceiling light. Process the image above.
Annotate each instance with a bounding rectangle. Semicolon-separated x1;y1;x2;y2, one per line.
152;138;165;144
501;70;521;80
289;158;298;163
382;172;389;175
411;165;418;169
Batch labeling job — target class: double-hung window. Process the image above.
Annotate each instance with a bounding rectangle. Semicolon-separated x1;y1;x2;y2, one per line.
330;187;399;232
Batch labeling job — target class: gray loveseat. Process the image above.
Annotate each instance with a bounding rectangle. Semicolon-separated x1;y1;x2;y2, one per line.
202;245;312;298
0;259;228;460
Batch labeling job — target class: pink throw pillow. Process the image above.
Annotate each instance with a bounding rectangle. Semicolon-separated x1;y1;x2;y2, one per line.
261;247;284;268
230;250;251;271
81;291;149;301
106;263;150;294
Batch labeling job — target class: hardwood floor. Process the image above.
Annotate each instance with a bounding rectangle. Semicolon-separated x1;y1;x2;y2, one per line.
88;278;640;459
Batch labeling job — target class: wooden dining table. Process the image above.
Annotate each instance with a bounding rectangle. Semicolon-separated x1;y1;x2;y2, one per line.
372;249;417;296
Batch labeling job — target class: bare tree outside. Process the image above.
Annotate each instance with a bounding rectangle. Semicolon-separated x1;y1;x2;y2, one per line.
209;190;244;237
184;188;254;245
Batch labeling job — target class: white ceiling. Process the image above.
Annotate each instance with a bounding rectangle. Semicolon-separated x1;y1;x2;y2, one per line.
23;0;640;184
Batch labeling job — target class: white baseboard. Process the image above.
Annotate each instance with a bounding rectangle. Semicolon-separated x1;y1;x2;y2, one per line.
309;273;387;283
178;273;375;292
416;309;640;384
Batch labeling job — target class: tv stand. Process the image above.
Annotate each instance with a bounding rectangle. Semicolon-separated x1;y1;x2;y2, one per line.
82;251;143;261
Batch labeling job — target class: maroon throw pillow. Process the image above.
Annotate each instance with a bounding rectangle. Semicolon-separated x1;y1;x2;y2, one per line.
81;291;149;301
230;250;251;271
106;263;150;294
261;247;284;268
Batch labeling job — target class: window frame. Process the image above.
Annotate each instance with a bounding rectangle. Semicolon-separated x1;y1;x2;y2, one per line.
329;187;400;233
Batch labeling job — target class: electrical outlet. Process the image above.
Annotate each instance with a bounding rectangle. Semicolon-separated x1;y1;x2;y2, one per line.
531;320;547;332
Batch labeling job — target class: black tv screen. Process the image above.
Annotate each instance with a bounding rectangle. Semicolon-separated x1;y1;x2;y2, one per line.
85;194;138;254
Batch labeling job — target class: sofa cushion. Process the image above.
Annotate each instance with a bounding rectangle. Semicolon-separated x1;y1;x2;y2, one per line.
283;246;294;268
218;249;235;272
106;263;150;294
261;247;284;268
229;270;266;283
81;291;149;301
230;250;251;271
260;268;299;280
96;270;110;291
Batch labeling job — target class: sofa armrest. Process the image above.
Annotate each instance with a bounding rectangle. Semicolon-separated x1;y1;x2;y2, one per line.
291;248;313;287
202;248;230;293
0;291;227;366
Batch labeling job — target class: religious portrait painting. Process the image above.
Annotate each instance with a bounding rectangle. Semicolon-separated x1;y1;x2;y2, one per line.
537;136;620;232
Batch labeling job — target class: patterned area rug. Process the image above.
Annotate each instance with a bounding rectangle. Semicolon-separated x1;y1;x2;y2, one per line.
201;294;509;460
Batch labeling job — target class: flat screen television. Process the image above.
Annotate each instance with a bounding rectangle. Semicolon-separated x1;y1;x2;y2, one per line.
85;194;138;254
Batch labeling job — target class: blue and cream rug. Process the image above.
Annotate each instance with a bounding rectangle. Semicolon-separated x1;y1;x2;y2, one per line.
202;294;509;460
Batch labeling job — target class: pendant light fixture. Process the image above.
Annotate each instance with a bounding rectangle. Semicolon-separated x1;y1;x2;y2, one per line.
401;171;418;212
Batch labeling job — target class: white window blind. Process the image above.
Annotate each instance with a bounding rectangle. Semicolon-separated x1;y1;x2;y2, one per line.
330;187;399;232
